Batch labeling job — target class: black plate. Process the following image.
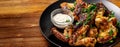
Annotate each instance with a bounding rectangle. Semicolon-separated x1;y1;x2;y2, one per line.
40;0;120;47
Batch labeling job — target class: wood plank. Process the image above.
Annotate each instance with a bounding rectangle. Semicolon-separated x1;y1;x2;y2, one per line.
0;0;56;14
0;26;42;38
0;12;41;18
0;37;48;47
109;0;120;8
0;0;56;47
0;1;54;18
0;17;39;28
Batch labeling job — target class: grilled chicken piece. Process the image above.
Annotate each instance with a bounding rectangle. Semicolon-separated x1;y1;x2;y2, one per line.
88;27;98;38
95;8;118;43
69;25;93;46
60;2;74;9
97;24;117;43
95;8;107;29
63;25;74;39
95;17;109;29
73;0;85;21
109;17;117;26
75;37;96;47
73;25;96;47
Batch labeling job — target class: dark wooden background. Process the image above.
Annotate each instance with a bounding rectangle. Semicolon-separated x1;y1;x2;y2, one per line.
0;0;119;47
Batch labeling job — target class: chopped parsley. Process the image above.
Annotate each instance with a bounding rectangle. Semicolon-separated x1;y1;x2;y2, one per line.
87;4;96;13
116;21;120;27
70;7;75;12
82;8;87;13
76;21;82;25
109;11;115;18
83;14;92;25
83;4;96;25
74;1;77;6
66;19;70;22
109;40;114;43
65;33;69;39
109;29;113;36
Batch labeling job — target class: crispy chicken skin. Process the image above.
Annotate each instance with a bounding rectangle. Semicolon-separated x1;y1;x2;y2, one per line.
60;2;74;9
69;25;97;47
97;23;117;43
88;27;98;38
75;37;96;47
69;25;90;46
95;8;118;43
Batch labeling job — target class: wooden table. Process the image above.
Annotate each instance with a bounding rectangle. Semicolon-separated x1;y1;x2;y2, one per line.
0;0;119;47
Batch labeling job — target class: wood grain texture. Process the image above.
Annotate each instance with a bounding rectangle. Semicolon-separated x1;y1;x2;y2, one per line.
109;0;120;8
0;0;56;47
0;0;119;47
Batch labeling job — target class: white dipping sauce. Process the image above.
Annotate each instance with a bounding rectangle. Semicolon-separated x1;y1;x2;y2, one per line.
53;13;72;25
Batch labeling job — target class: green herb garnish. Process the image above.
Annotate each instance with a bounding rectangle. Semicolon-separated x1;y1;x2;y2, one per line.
74;1;77;6
113;36;116;39
87;4;96;13
70;7;75;12
65;33;69;39
66;19;70;22
82;8;87;13
76;21;82;25
107;19;111;22
109;29;113;36
83;4;96;25
83;20;89;25
109;11;115;17
83;14;92;25
109;40;114;43
116;21;120;27
90;25;93;28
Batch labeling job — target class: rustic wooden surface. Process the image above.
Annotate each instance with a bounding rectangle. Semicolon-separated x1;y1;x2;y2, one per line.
0;0;56;47
0;0;119;47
